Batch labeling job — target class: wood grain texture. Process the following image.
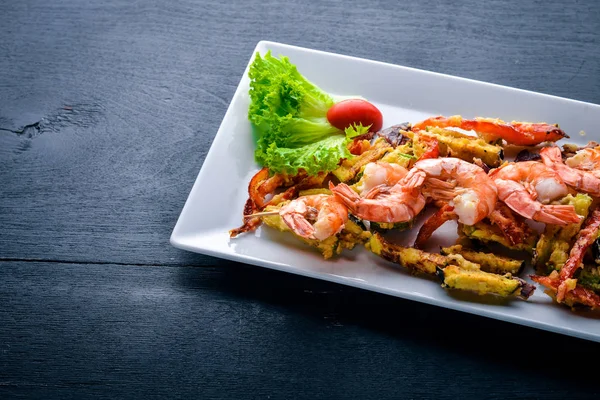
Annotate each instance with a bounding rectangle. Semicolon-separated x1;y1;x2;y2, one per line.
1;0;600;398
1;261;599;399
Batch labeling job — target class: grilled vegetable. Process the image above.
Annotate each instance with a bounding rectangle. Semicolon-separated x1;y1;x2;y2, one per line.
555;209;600;302
369;221;414;231
332;137;393;183
413;127;504;167
367;232;446;275
578;265;600;292
367;233;534;299
533;194;593;274
459;221;536;253
298;188;332;196
437;265;534;299
531;272;600;310
514;149;541;162
375;123;412;147
593;238;600;266
487;202;536;247
351;123;412;146
379;144;415;168
441;245;524;275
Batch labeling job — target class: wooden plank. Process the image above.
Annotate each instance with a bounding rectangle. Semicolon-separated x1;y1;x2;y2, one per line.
1;261;599;399
1;0;599;264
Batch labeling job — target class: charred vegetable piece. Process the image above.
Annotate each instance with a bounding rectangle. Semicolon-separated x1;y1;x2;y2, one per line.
374;123;412;147
533;194;593;274
514;149;541;162
531;272;600;310
487;202;537;247
441;245;525;275
413;127;504;167
332;137;393;183
369;220;414;231
555;209;600;302
350;123;412;147
594;239;600;265
459;221;536;253
578;265;600;292
437;265;534;299
338;219;374;250
367;232;447;275
368;233;534;299
298;188;332;196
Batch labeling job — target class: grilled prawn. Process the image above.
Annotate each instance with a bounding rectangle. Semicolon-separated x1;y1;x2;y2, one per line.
489;161;580;225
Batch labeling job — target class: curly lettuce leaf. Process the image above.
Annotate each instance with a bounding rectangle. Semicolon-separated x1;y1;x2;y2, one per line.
248;51;358;175
260;135;350;176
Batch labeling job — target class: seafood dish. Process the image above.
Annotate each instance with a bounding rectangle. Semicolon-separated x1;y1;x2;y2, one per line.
229;50;600;312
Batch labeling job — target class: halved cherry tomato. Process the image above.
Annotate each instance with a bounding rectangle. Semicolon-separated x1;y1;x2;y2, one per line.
326;99;383;133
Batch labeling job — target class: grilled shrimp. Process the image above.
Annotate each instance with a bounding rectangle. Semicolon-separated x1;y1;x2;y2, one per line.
329;172;426;224
402;158;497;225
355;161;409;196
412;115;568;146
540;146;600;197
489;161;580;225
279;194;348;241
566;146;600;176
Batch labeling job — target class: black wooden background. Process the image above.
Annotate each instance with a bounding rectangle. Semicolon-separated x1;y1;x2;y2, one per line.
1;0;599;399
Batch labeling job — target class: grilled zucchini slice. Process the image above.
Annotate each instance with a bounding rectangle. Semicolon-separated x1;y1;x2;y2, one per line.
441;245;524;275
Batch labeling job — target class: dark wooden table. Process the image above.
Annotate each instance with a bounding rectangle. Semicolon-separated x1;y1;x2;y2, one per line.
1;1;599;398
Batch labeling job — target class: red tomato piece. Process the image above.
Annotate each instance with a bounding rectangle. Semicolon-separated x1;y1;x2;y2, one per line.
326;99;383;133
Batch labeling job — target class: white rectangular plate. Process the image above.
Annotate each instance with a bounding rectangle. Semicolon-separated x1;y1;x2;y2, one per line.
171;41;600;342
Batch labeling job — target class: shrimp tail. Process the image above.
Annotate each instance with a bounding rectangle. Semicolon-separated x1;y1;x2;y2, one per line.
414;204;456;249
401;170;427;190
362;184;391;200
281;213;315;239
535;205;581;225
422;177;458;202
329;182;360;207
